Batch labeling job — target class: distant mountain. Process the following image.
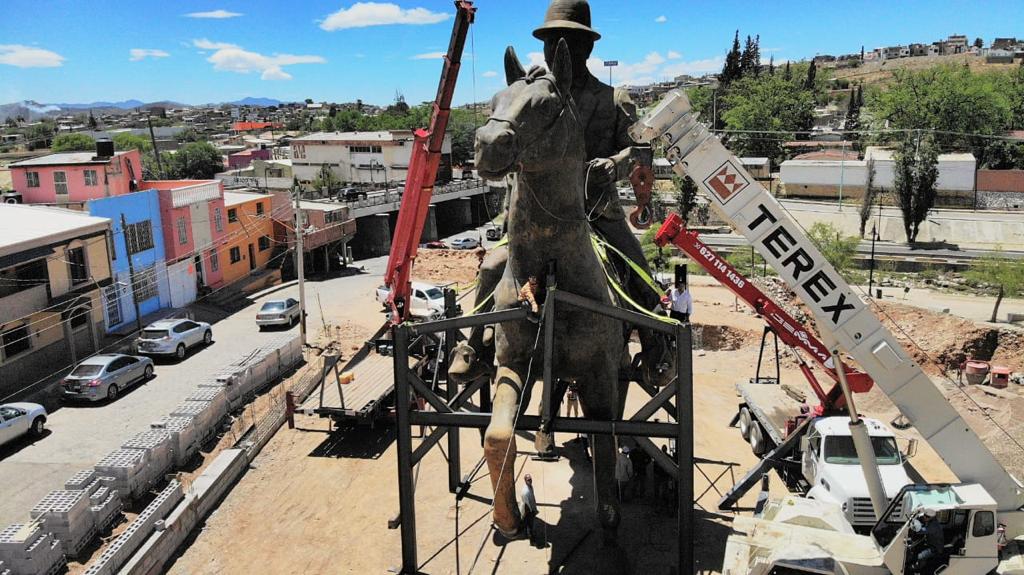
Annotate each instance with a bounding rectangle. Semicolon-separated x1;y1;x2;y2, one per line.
227;97;283;107
53;99;146;110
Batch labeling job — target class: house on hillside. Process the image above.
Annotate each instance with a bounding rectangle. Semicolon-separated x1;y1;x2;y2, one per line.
8;141;142;205
145;180;228;292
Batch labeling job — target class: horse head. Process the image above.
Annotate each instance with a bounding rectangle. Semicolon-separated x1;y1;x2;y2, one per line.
474;39;581;180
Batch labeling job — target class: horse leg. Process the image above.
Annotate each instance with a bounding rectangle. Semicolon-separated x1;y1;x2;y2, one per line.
578;364;623;546
484;364;526;537
449;247;507;384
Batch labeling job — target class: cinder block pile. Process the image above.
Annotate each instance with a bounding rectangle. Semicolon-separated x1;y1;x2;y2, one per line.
198;377;243;410
150;416;198;466
0;522;65;575
64;470;121;532
94;449;150;501
185;387;228;427
29;490;95;557
170;400;217;441
81;481;184;575
121;430;174;486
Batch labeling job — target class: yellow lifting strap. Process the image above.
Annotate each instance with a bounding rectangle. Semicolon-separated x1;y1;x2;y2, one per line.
590;234;665;298
590;236;680;326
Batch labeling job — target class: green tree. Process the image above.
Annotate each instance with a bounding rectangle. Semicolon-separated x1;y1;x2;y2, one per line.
966;249;1024;322
721;30;743;84
807;222;859;275
804;60;817;90
783;61;791;81
858;159;878;238
178;128;201;143
312;163;341;197
974;37;984;49
170;141;224;179
87;111;97;129
767;55;775;76
112;132;152;152
50;132;96;152
892;133;939;244
720;74;815;161
672;174;699;222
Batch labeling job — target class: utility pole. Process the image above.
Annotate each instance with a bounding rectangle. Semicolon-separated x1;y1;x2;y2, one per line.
147;116;164;178
293;185;307;346
120;214;144;334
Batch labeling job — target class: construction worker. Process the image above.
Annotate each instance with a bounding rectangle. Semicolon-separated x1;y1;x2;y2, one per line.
911;507;945;573
520;474;539;543
615;446;633;502
668;279;692;323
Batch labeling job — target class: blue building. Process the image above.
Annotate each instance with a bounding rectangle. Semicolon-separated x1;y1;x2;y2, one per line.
87;190;176;332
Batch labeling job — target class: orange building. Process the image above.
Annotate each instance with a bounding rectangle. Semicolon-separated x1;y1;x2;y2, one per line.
219;191;277;286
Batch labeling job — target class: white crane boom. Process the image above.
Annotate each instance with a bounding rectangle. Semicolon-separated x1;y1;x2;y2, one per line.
630;89;1024;512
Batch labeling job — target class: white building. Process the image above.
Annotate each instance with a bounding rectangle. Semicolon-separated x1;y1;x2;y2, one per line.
290;130;453;186
779;146;976;199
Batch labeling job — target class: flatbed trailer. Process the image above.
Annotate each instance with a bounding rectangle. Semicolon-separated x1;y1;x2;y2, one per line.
732;379;811;490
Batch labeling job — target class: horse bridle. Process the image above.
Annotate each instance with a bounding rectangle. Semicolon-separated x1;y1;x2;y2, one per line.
483;75;579;169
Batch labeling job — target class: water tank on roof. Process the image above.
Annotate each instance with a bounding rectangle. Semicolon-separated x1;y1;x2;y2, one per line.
95;139;114;159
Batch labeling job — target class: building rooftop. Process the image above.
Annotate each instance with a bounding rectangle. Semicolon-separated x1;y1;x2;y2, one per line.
864;147;975;163
0;204;110;258
298;200;347;211
9;150;132;168
224;191;274;207
291;131;411;143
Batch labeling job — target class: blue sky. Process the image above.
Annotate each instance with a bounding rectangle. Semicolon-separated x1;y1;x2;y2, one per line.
1;1;1022;107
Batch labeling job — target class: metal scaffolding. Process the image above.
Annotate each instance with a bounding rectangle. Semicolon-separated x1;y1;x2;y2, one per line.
391;287;694;574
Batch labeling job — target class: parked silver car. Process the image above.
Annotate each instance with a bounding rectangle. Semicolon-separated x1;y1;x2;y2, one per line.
0;403;47;446
256;298;300;330
136;319;213;360
61;354;154;402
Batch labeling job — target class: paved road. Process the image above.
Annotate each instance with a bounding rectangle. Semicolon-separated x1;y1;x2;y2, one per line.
0;221;495;528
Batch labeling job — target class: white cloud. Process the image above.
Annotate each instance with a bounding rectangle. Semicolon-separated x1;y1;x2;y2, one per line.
411;51;445;60
527;51;546;69
191;39;325;81
662;55;726;77
0;44;64;68
655;15;667;23
320;2;449;31
667;50;682;60
186;9;242;18
129;48;169;62
482;70;497;78
517;50;722;87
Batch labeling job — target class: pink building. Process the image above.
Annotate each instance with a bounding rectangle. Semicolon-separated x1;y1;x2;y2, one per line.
145;180;227;289
228;148;272;170
8;143;143;204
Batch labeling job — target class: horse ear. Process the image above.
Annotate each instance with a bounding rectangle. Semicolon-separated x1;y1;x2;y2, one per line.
551;38;573;94
504;46;526;86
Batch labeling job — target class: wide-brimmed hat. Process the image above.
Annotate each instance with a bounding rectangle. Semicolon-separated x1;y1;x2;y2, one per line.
533;0;601;42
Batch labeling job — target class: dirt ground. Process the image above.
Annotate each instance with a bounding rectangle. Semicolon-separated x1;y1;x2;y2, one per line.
165;263;1024;574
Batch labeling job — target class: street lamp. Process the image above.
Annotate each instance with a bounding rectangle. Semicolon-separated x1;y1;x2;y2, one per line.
604;60;618;85
868;223;878;297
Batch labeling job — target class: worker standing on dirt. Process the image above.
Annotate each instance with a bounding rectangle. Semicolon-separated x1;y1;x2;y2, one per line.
565;381;581;417
520;474;539;543
628;444;651;499
615;446;633;502
668;279;692;323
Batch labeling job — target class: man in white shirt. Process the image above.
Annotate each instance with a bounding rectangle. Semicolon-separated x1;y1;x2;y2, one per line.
520;474;539;542
668;279;692;323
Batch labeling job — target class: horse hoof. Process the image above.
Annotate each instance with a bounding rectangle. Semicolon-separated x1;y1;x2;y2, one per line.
448;343;484;384
482;326;495;346
535;430;554;454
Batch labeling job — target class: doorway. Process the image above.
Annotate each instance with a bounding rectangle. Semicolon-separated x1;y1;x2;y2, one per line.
247;244;256;271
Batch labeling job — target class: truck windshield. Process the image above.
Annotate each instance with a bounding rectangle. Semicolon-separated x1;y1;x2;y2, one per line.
823;436;901;465
424;288;444;300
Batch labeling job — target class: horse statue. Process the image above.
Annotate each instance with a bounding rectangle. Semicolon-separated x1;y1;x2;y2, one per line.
474;39;626;542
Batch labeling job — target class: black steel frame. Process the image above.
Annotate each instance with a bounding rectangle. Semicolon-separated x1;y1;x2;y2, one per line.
392;286;694;574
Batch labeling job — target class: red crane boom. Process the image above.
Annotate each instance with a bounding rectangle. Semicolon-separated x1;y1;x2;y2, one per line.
655;212;873;411
384;1;476;324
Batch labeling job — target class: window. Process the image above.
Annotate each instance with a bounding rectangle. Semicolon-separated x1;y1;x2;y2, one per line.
255;202;265;215
214;208;224;232
84;170;98;186
103;284;121;327
124;220;154;254
227;209;238;223
109;357;131;371
210;251;219;272
1;324;31;360
26;171;40;188
0;259;49;299
973;511;995;537
66;247;88;284
54;171;68;200
177;217;188;245
62;306;90;330
350;145;382;153
293;144;306;159
132;266;159;302
258;236;271;251
230;246;242;263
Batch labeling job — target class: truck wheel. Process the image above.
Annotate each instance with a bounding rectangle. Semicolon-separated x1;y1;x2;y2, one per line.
749;423;766;456
739;407;752;440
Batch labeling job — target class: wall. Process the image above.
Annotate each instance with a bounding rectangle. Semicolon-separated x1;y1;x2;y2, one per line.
780;150;977;199
154;183;226;288
12;150;143;204
219;195;275;286
977;169;1024;193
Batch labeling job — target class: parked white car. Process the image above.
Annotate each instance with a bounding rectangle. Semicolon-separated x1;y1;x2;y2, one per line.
0;403;47;446
375;282;446;319
450;237;480;250
61;354;155;402
257;298;301;330
136;319;213;360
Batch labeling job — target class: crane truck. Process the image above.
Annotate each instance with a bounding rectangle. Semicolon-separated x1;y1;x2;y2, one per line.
631;90;1024;574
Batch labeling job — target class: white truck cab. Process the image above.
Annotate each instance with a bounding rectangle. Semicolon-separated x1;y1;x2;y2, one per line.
376;281;446;319
803;417;914;528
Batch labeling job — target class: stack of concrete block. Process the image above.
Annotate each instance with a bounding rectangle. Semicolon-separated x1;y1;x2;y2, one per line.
87;486;121;532
199;377;243;411
94;448;150;501
150;416;198;466
64;469;97;492
81;481;183;575
273;333;303;368
29;490;95;557
0;523;65;575
170;401;217;441
121;430;174;487
185;387;228;426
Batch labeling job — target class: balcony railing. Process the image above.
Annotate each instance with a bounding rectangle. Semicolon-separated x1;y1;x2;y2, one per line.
171;182;222;208
303;219;357;251
0;283;49;325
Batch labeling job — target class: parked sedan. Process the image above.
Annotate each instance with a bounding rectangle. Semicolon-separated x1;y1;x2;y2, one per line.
450;237;480;250
61;354;154;402
136;318;213;360
257;298;301;330
0;403;47;446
